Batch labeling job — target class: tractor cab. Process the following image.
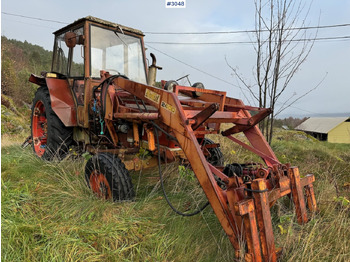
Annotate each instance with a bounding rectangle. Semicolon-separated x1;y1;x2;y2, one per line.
52;16;148;83
37;16;151;128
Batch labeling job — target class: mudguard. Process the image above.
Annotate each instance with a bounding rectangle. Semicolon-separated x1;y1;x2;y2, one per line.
29;74;77;127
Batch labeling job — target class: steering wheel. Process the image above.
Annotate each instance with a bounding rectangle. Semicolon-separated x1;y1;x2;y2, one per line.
103;69;121;75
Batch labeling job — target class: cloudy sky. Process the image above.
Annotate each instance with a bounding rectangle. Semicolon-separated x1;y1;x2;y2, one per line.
2;0;349;117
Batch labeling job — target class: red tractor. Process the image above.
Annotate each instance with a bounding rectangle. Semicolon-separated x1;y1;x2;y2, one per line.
28;16;317;261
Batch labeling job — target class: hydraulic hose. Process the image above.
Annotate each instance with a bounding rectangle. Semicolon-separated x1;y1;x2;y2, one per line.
154;124;210;217
134;90;210;216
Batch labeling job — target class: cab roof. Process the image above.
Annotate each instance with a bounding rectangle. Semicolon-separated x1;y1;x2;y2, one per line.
54;16;144;36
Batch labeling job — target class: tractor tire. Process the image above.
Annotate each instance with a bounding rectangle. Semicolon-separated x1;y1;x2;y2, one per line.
31;86;73;160
191;82;205;97
85;153;135;201
164;80;178;92
200;138;224;166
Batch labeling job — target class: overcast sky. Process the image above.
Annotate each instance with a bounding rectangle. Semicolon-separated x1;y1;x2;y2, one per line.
1;0;350;118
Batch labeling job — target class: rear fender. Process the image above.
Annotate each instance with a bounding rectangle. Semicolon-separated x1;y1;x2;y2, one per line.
30;73;77;127
29;74;46;86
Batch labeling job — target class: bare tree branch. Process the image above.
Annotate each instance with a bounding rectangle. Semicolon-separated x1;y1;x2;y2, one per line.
228;0;318;143
225;56;257;103
275;72;327;116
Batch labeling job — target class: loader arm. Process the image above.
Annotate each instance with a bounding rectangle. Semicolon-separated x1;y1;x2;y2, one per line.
108;77;242;249
106;77;317;262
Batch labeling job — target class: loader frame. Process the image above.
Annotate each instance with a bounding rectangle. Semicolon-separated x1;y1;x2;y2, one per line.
100;75;317;261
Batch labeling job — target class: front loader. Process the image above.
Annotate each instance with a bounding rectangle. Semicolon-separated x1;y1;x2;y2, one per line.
28;16;317;261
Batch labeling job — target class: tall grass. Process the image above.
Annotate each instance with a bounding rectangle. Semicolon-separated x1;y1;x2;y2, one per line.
1;147;171;261
1;145;235;261
2;129;350;261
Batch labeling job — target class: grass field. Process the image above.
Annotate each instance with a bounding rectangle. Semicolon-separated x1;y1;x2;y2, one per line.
1;130;350;261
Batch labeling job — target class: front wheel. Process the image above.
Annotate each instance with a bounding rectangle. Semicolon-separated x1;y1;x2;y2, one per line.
85;153;135;201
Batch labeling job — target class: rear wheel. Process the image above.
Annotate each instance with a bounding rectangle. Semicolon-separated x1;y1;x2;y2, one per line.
199;138;224;166
31;86;73;160
85;153;135;201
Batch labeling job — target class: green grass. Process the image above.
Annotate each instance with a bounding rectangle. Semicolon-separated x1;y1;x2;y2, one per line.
1;145;235;262
2;129;350;261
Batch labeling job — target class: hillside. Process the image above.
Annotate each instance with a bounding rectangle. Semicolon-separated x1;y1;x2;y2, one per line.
1;36;53;138
1;36;52;105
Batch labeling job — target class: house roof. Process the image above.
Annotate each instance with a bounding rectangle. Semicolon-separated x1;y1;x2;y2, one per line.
295;117;350;134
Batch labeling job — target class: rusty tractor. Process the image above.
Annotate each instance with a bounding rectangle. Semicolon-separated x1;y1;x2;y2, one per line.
28;16;317;261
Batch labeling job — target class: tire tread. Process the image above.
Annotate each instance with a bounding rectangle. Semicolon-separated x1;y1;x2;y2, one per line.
85;153;135;201
31;86;73;160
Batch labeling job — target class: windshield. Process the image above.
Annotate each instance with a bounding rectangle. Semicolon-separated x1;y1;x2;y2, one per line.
90;25;147;84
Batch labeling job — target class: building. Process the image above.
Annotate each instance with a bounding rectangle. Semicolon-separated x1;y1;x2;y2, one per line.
295;117;350;144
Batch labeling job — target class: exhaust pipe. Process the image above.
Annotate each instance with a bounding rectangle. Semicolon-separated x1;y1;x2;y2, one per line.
147;53;162;86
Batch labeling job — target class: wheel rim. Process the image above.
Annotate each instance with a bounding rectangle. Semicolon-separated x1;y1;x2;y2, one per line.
89;170;112;199
32;100;48;157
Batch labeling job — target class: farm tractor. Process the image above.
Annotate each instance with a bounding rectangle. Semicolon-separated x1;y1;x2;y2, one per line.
27;17;317;261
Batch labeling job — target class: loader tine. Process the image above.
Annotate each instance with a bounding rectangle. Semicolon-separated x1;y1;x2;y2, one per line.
289;167;308;224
